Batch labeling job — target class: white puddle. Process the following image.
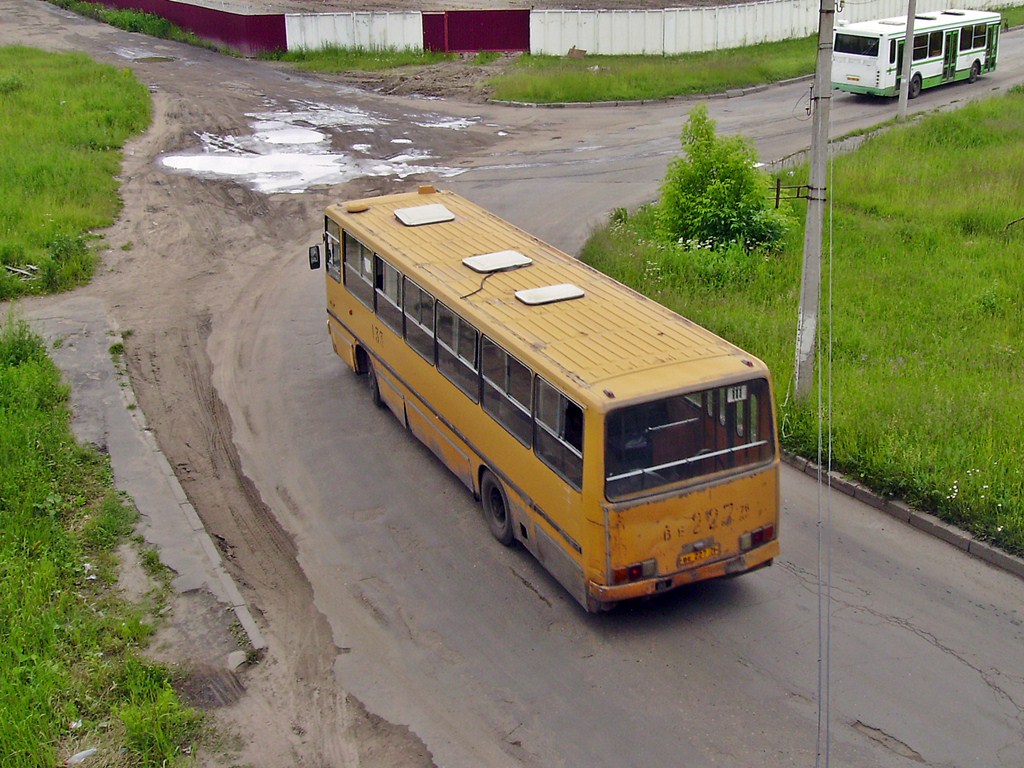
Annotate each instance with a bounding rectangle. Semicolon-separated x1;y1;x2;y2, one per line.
161;100;475;194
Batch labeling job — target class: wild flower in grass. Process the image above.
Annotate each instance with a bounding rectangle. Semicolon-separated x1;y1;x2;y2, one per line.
642;259;662;287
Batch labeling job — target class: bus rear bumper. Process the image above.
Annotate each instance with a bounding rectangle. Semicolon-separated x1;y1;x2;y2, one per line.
586;540;780;609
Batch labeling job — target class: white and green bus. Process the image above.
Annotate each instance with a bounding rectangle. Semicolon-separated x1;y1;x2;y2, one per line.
832;9;1000;99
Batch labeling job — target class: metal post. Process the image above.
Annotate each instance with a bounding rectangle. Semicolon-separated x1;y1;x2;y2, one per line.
795;0;836;400
897;0;919;120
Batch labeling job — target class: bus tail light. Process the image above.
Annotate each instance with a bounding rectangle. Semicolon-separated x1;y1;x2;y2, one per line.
740;524;776;552
612;559;656;584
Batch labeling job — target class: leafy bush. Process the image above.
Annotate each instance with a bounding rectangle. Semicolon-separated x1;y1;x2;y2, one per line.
658;104;791;253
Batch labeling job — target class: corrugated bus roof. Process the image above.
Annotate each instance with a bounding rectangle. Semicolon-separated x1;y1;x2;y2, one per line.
327;188;766;407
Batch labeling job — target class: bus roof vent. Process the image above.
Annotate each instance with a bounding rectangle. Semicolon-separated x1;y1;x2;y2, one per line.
463;250;533;273
394;203;455;227
515;283;585;306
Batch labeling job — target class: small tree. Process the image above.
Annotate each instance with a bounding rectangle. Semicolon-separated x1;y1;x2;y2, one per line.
658;104;789;252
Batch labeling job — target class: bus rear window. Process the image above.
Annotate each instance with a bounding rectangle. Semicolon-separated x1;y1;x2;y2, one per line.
835;34;880;57
605;379;774;500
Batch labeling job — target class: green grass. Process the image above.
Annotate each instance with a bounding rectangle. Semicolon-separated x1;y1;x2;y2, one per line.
583;89;1024;556
47;0;217;49
490;37;816;103
1001;4;1024;28
0;46;150;300
268;44;455;72
0;316;203;768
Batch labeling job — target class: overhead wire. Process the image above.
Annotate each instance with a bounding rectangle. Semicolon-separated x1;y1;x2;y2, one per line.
814;77;837;768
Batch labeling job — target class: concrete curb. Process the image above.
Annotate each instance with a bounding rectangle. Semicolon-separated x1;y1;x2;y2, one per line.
782;450;1024;582
125;391;268;653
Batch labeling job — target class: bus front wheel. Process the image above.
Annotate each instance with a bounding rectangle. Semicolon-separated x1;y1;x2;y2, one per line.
908;74;922;100
480;471;514;546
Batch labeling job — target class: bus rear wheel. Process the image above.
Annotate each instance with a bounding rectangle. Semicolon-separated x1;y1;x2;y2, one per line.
969;60;981;83
480;470;514;546
908;73;922;99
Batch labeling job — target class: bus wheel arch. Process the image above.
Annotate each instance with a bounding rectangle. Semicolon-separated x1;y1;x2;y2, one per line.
366;358;383;408
969;60;981;83
354;345;369;375
908;73;923;99
480;469;514;546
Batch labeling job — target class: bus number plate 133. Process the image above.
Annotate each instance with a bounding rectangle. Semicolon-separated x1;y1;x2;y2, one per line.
727;384;748;403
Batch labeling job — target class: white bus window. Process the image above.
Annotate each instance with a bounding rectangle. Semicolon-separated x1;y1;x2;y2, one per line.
834;34;879;57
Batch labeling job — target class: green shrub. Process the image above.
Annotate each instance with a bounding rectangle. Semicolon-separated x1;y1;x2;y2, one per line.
658;105;791;252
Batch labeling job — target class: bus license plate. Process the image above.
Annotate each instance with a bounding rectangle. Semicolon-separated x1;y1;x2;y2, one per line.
677;544;721;568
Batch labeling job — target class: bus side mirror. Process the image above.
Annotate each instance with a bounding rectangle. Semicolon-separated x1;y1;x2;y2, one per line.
308;245;321;270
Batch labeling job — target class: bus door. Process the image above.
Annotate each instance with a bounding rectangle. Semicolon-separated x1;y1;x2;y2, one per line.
894;39;905;90
942;30;958;81
985;25;999;70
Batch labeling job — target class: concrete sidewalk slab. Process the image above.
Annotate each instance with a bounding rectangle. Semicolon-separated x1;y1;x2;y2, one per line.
20;294;267;653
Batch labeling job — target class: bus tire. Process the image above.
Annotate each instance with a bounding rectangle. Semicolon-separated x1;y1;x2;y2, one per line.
480;470;514;546
908;73;922;100
366;359;383;408
969;60;981;83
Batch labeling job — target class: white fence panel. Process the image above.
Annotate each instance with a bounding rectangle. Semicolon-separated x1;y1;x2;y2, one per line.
285;12;422;52
592;11;667;55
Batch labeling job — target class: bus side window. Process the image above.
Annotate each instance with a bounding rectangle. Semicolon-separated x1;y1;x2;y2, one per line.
325;218;341;282
403;277;434;361
913;33;928;61
343;231;373;308
534;378;583;489
374;256;402;334
435;303;480;401
481;337;532;446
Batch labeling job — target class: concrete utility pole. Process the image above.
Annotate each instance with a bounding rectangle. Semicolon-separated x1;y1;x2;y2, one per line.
795;0;836;400
897;0;919;120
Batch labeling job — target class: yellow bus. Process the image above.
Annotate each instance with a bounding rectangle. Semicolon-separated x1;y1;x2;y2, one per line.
308;186;780;612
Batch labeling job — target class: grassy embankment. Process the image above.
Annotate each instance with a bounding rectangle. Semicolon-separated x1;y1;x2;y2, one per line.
582;90;1024;556
47;0;218;50
1;47;203;767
